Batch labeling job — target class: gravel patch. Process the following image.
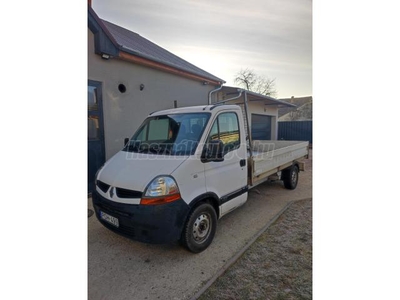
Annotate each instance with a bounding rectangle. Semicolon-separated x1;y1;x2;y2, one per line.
198;198;312;300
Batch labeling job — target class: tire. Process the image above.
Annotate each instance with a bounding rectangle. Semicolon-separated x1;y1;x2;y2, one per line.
282;165;299;190
181;203;217;253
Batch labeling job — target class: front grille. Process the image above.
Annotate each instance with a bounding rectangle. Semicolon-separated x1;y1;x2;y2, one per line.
95;202;131;218
116;187;143;199
97;180;110;193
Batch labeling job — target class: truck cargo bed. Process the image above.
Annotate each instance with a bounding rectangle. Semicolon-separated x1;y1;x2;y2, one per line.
248;140;309;187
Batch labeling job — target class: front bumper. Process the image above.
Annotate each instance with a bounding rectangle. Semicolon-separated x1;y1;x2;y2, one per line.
92;191;190;244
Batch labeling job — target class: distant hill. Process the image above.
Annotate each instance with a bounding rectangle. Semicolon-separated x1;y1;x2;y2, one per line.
278;96;312;121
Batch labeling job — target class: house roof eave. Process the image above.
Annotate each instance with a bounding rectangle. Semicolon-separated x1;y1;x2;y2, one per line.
118;51;223;85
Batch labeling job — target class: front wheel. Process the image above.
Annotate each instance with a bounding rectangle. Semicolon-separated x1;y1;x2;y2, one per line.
181;203;217;253
282;165;299;190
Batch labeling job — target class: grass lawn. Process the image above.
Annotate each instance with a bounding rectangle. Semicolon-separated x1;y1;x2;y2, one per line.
199;198;312;300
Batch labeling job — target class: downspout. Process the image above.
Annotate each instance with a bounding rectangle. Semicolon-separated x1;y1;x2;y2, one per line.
208;85;223;105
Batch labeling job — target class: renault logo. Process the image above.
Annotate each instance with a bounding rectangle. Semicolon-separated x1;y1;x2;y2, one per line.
109;187;115;198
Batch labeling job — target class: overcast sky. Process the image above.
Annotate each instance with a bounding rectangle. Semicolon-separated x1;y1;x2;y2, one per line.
92;0;312;98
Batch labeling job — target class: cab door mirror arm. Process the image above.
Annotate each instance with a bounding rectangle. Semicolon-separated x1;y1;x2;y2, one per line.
201;140;224;163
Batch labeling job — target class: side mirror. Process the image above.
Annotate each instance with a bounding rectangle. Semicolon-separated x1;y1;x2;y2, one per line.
202;140;224;162
124;137;129;146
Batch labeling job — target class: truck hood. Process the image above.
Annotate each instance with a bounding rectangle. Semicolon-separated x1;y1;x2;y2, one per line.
97;151;189;192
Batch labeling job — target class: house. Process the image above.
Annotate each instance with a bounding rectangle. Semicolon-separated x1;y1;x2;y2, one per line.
216;86;296;140
279;102;312;121
88;5;224;192
278;96;313;120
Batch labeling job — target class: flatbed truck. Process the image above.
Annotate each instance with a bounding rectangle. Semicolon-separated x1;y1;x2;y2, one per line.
93;96;309;253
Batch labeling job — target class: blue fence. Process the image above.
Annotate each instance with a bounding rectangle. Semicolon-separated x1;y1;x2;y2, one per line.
278;121;312;144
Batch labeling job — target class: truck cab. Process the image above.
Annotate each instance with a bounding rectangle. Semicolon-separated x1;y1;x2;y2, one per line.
92;104;308;253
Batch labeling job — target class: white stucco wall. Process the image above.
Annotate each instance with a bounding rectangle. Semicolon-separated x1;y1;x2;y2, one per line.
88;29;220;159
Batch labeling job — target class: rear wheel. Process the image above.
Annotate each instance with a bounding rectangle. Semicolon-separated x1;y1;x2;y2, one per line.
181;203;217;253
283;165;299;190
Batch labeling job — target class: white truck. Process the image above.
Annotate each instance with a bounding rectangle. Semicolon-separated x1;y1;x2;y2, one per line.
93;100;309;253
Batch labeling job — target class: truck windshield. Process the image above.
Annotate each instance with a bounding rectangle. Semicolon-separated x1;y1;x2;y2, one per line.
123;113;211;155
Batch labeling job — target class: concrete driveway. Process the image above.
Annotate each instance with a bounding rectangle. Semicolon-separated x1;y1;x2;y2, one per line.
88;153;312;300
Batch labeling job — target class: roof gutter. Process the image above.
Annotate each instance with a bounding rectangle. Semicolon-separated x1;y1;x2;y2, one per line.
119;52;223;86
120;46;225;85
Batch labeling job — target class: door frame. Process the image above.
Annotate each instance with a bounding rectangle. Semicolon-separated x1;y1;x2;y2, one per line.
88;79;105;194
251;113;273;140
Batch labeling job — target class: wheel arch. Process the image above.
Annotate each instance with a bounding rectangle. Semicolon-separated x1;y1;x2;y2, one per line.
283;161;300;170
188;192;220;219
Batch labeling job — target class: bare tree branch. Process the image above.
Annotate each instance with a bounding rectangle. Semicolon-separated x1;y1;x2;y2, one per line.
234;69;277;98
234;68;256;91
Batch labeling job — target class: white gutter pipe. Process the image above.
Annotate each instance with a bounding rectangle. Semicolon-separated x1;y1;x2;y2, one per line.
208;85;223;105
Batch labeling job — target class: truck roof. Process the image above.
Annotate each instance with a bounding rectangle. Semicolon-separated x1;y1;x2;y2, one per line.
149;104;241;116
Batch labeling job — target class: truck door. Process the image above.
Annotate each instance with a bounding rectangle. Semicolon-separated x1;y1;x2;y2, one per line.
203;111;248;217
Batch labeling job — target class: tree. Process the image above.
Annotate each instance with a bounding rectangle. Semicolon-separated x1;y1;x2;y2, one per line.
234;68;277;98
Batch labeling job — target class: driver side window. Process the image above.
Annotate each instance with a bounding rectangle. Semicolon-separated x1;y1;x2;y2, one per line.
207;112;240;155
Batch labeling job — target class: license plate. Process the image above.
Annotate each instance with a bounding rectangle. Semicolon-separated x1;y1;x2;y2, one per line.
100;211;119;228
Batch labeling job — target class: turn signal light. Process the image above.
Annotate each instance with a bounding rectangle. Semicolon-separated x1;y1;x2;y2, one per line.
140;193;181;205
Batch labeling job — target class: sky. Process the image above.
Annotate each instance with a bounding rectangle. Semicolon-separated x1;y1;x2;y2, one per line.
92;0;312;98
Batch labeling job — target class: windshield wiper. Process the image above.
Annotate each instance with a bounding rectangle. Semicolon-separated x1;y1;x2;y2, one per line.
126;142;172;155
126;142;141;153
148;145;172;155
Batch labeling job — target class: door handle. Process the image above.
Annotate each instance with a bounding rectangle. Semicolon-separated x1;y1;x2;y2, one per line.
240;159;246;167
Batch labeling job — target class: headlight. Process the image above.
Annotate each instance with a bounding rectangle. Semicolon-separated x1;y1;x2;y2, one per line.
141;176;180;205
94;165;104;186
